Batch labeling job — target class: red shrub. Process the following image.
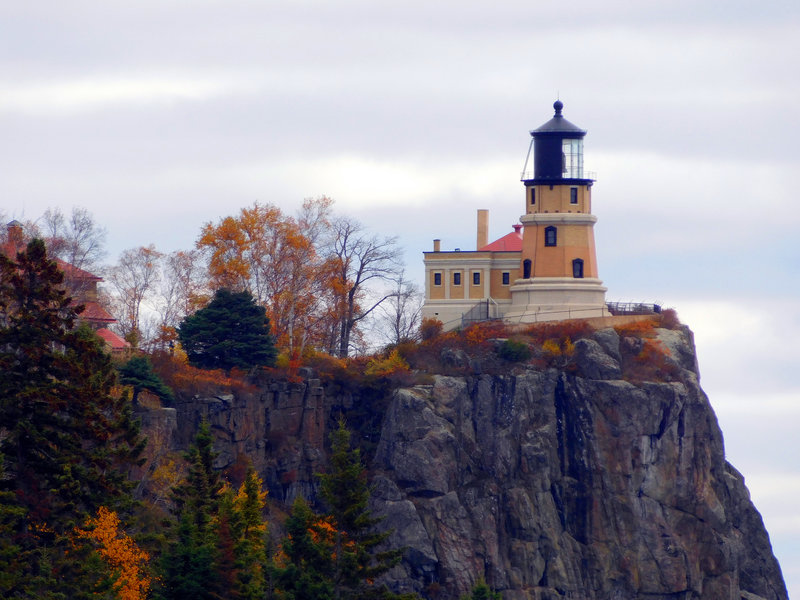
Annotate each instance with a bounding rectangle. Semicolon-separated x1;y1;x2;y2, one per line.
614;318;657;338
420;318;444;342
658;308;681;330
525;320;593;345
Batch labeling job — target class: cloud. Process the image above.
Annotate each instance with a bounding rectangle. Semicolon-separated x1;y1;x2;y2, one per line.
0;75;238;115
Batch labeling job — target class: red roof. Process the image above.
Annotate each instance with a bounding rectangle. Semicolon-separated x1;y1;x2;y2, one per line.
56;259;102;281
479;225;523;252
96;328;131;351
80;301;116;323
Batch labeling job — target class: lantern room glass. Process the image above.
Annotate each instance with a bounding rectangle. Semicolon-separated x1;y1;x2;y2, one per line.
562;138;583;178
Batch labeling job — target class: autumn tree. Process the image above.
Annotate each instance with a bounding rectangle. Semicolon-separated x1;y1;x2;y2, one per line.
75;506;152;600
177;288;277;372
0;238;145;596
107;244;163;346
196;199;333;354
324;217;402;357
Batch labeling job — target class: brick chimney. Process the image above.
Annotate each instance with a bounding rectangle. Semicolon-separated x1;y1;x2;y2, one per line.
5;220;24;255
477;209;488;250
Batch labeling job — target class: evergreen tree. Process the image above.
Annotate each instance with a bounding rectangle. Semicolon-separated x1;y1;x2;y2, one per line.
0;239;145;598
158;421;222;600
272;496;336;600
214;488;241;598
0;454;25;596
118;354;175;405
317;419;409;600
461;579;502;600
177;288;277;372
231;466;269;599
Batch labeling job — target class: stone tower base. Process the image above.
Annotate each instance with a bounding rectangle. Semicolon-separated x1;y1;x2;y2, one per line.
505;277;610;324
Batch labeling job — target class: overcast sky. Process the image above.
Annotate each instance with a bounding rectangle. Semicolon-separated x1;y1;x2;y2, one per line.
2;1;799;594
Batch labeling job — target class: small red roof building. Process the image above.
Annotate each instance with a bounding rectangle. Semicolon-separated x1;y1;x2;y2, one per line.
2;220;130;354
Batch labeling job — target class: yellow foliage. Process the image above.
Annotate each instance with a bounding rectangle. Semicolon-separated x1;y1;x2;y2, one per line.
75;507;151;600
275;353;291;369
542;337;575;357
364;349;409;377
150;455;186;507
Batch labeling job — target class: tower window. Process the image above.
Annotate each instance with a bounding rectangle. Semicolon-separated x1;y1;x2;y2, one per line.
523;259;532;279
473;272;480;285
434;272;442;286
545;226;557;247
502;272;510;285
570;187;578;204
530;189;536;205
453;272;461;286
572;258;584;279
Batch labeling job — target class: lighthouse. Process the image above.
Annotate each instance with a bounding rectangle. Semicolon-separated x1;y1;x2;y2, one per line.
504;100;610;323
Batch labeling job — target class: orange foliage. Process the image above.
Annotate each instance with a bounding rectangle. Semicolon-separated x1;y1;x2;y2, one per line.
419;318;443;342
525;319;593;345
614;318;657;338
636;338;668;363
150;350;255;397
462;320;509;347
303;351;349;381
623;336;680;382
75;507;151;600
196;199;335;355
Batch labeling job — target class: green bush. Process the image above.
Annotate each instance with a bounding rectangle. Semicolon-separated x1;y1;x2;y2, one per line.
497;339;532;362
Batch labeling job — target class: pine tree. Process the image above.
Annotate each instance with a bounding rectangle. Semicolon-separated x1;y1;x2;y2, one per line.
0;239;145;598
317;419;409;600
157;421;222;600
231;466;269;599
272;496;336;600
461;579;502;600
117;354;175;405
0;454;26;596
177;288;277;372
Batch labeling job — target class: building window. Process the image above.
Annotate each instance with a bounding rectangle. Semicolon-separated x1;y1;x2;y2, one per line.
545;226;557;247
523;259;532;279
572;258;584;279
434;272;442;286
570;187;578;204
453;272;461;286
502;272;510;285
472;272;480;285
530;189;535;205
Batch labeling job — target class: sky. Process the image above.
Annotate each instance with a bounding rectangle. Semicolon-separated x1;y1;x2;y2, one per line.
2;0;799;595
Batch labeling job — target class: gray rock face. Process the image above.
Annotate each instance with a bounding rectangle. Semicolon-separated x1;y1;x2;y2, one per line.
137;326;787;599
371;328;787;599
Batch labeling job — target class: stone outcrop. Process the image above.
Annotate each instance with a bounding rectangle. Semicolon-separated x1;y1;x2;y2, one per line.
139;326;788;599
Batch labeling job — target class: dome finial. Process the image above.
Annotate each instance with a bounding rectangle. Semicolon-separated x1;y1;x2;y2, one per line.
553;99;564;116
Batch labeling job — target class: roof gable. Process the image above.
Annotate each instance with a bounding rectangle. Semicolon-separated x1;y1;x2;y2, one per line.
478;225;523;252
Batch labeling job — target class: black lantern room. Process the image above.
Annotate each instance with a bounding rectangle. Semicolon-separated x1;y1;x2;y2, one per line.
521;100;593;185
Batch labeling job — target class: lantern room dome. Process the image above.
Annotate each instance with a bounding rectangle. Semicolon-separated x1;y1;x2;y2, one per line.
531;100;586;136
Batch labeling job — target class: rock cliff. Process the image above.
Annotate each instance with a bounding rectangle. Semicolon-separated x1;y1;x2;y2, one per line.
139;324;787;599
